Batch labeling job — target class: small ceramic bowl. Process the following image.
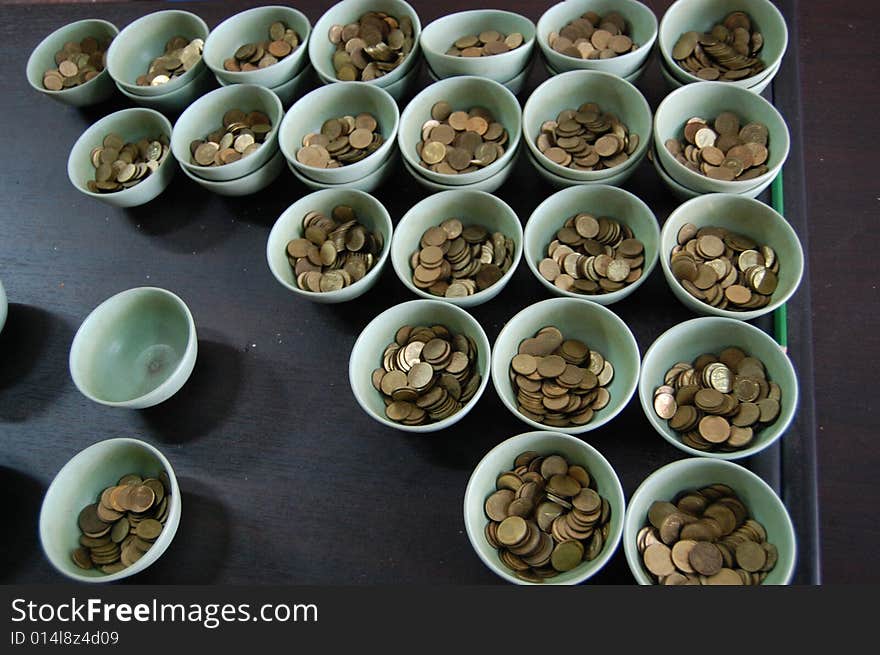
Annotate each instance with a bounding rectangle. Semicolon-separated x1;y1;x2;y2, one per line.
391;190;523;307
204;5;312;89
107;10;209;98
523;70;652;182
0;279;7;334
524;184;659;305
349;299;491;433
654;81;790;194
114;63;215;114
26;19;119;107
180;146;285;196
492;297;640;434
623;457;796;584
171;84;283;182
218;62;316;107
402;147;518;194
267;188;393;303
658;0;788;89
280;82;399;185
398;76;522;186
525;147;639;189
650;146;774;200
659;56;779;95
537;0;658;78
427;57;533;96
67;108;176;208
287;149;398;192
660;193;803;320
464;430;625;584
69;287;198;409
314;51;422;103
543;49;651;83
420;10;536;83
39;438;182;582
639;316;798;460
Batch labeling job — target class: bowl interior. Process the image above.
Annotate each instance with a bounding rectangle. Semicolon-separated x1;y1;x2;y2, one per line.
26;19;118;92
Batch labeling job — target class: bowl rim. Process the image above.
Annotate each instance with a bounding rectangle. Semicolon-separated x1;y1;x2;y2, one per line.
286;148;398;189
420;8;537;63
523;145;638;188
401;143;519;191
179;144;285;189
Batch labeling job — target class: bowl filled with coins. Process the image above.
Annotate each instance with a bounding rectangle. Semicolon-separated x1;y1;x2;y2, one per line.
391;190;523;307
522;70;651;183
639;316;798;460
537;0;658;80
524;184;659;305
67;108;176;208
26;19;118;107
491;297;640;434
464;430;625;584
279;82;399;185
623;457;796;584
39;438;181;582
266;188;392;303
349;299;491;432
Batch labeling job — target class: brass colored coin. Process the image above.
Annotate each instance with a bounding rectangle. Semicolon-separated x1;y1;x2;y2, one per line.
643;542;676;577
671;12;767;83
136;518;163;541
550;11;638;60
688;541;723;576
497;516;528;546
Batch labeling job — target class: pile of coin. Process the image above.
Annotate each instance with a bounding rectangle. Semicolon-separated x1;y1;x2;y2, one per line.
286;205;382;293
223;20;301;71
538;214;644;295
189;109;273;167
548;11;638;60
637;484;778;585
445;30;525;57
372;324;481;425
672;12;766;81
653;347;782;452
484;451;612;582
409;219;515;298
671;223;779;310
509;327;613;427
86;133;170;194
328;11;415;81
71;471;172;574
296;113;383;169
665;113;769;181
536;103;638;172
43;36;111;91
136;36;204;87
417;102;509;174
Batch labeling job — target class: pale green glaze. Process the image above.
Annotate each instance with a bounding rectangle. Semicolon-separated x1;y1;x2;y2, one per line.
0;279;7;334
651;145;774;200
314;55;422;102
660;55;780;94
402;148;518;194
113;64;215;114
427;57;533;96
287;150;398;192
179;146;285;196
218;62;317;108
525;147;639;189
543;51;650;83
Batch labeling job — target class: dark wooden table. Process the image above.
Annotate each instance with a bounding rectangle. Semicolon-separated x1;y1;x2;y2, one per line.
0;0;850;584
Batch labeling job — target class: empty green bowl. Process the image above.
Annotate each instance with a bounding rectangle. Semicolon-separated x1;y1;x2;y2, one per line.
113;63;215;114
180;146;286;196
525;147;638;189
69;287;198;409
402;147;519;194
623;457;796;584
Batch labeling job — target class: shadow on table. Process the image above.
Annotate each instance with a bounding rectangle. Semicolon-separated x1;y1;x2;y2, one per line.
0;466;46;583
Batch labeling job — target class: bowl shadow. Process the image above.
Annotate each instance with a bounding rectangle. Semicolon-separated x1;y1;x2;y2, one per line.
0;466;46;582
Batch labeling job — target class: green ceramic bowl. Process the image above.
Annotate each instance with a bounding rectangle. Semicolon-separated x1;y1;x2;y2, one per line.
69;287;198;409
542;48;650;83
427;57;533;96
623;457;796;584
39;438;182;582
0;279;7;334
107;10;209;98
349;299;491;433
218;62;317;108
660;193;804;320
420;10;536;83
287;150;398;192
67;108;176;208
638;316;798;460
524;184;659;305
651;145;774;200
391;190;523;307
180;146;285;196
659;55;779;94
524;147;638;189
314;53;422;102
492;297;640;434
26;19;118;107
113;63;215;114
464;430;625;584
401;148;518;194
204;5;312;89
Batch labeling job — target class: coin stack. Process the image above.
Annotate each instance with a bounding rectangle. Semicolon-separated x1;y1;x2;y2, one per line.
372;324;481;425
409;219;515;298
538;214;645;294
671;223;779;310
445;30;524;57
509;326;613;427
87;133;170;194
189;109;273;167
43;36;111;90
653;347;782;452
548;11;637;60
484;451;612;583
665;113;769;181
638;484;778;585
672;12;765;81
417;102;509;174
286;204;382;293
328;12;415;81
296;113;383;168
536;103;639;171
136;36;204;87
223;21;301;71
71;471;172;574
